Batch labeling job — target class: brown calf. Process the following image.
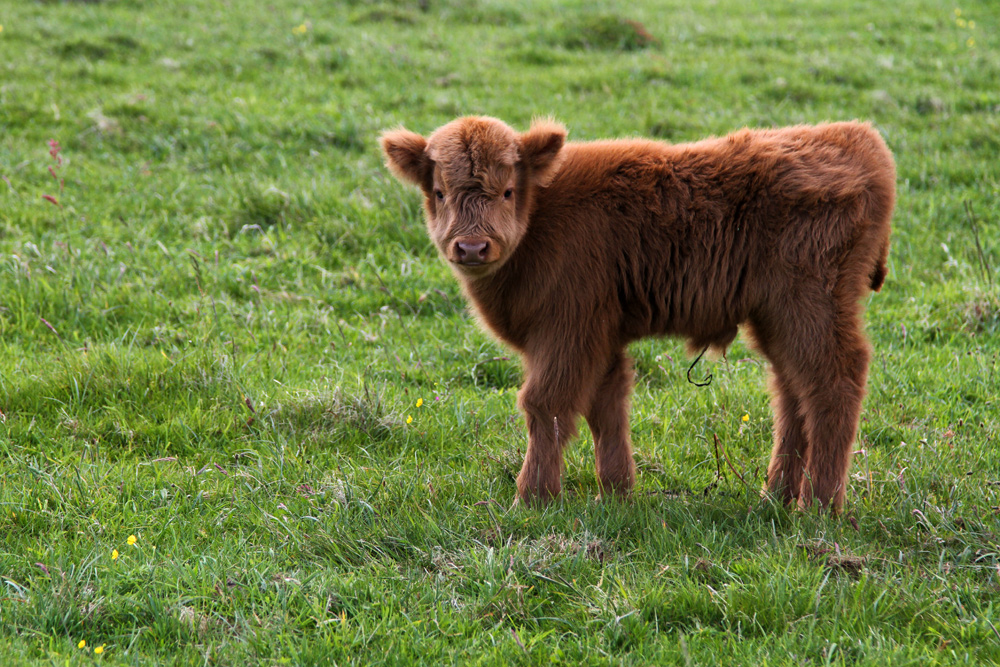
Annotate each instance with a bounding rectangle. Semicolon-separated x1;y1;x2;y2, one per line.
381;116;895;511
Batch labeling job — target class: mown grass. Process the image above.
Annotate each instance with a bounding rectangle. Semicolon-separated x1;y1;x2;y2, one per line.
1;0;998;664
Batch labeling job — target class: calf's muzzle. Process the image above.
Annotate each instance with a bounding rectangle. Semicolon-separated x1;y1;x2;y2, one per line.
453;238;491;265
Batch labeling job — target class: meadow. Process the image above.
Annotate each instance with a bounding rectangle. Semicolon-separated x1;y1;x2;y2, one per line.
0;0;998;664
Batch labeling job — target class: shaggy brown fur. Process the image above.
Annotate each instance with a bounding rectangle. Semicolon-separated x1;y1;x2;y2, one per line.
381;116;895;511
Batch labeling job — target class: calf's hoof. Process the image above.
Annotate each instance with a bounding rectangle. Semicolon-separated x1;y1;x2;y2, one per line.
516;463;562;506
596;472;635;499
515;484;560;507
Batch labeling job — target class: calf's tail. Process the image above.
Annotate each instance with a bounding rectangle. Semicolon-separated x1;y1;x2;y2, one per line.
869;235;890;292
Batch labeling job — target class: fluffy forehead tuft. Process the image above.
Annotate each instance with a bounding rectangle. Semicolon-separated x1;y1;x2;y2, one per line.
427;116;519;190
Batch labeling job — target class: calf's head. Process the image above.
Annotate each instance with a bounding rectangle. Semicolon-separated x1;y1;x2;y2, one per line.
381;116;566;277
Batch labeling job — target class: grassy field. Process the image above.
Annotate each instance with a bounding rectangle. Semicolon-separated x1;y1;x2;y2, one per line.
1;0;998;664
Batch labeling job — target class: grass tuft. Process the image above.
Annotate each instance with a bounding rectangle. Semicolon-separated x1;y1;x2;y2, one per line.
546;14;659;52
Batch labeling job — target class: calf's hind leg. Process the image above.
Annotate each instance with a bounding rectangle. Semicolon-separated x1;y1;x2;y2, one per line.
766;369;810;504
769;297;871;511
749;322;810;505
585;352;636;498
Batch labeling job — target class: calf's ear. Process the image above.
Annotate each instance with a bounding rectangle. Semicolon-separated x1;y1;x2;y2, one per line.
520;119;567;187
380;128;430;187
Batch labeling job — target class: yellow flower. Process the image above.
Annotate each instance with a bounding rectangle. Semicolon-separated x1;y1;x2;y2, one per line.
406;415;413;424
292;23;308;35
127;534;137;546
956;18;967;27
741;414;750;422
78;640;86;649
112;549;119;561
954;8;961;16
415;398;423;408
94;645;105;655
967;37;975;47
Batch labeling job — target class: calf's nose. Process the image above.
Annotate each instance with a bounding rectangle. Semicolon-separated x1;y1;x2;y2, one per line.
455;240;490;264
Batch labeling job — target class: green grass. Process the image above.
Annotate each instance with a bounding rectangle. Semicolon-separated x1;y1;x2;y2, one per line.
1;0;998;664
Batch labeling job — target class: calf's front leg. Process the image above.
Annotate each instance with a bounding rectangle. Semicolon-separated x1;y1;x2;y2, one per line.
585;352;636;498
515;351;604;504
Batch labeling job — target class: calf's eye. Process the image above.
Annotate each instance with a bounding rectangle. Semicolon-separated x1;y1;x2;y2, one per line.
503;189;513;199
434;189;444;201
